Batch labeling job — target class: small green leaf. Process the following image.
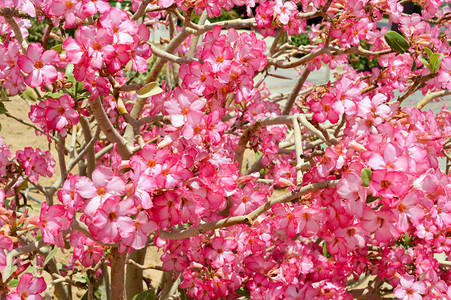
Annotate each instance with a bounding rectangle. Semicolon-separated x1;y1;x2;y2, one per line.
51;44;63;54
81;288;102;300
431;55;443;73
419;57;432;73
15;180;28;191
21;87;38;101
65;63;75;78
0;123;2;132
411;59;417;72
132;289;155;300
235;287;251;297
0;102;7;114
137;82;163;99
423;46;433;58
361;168;372;187
43;247;58;267
322;242;331;258
366;195;378;204
45;92;64;99
384;31;410;54
8;279;19;287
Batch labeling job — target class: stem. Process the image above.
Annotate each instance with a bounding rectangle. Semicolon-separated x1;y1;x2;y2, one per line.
90;96;132;159
79;116;96;177
415;89;451;110
282;68;311;115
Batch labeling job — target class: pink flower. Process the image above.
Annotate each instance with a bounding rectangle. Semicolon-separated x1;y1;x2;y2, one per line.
76;165;126;217
39;203;65;247
0;235;13;271
393;274;427;300
164;88;205;140
45;95;80;136
120;211;158;250
17;43;59;88
369;169;409;198
7;273;46;300
205;237;237;269
89;196;136;243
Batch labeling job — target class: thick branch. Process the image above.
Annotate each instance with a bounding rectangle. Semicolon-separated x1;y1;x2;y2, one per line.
91;97;132;159
160;180;338;240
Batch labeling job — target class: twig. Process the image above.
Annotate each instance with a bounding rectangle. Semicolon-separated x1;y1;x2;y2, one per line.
291;116;304;184
131;0;150;21
415;90;451;110
125;259;164;271
397;73;437;104
282;68;311;115
298;115;335;146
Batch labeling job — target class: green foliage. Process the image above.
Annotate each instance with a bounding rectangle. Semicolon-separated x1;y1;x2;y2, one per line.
420;47;443;73
132;289;155;300
384;31;410;54
361;168;372;187
290;33;310;47
0;102;7;115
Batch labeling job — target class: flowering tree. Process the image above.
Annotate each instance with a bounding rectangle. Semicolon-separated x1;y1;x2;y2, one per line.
0;0;451;299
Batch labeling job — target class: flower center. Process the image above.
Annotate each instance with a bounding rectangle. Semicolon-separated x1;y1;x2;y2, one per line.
58;106;66;114
34;61;44;69
147;160;156;168
65;0;73;9
381;180;391;189
97;187;107;196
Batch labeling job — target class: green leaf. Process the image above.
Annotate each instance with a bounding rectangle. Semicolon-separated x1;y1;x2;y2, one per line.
384;31;410;54
65;63;75;78
137;82;163;99
0;123;2;132
361;168;372;187
15;180;28;192
45;92;64;99
235;287;251;297
8;279;19;287
419;57;432;73
43;247;58;267
132;289;155;300
81;288;102;300
411;58;417;72
423;46;433;58
0;102;7;114
431;54;443;73
51;44;63;54
322;242;331;258
366;195;378;204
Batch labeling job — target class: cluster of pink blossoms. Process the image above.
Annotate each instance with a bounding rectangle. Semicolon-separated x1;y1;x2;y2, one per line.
0;0;451;299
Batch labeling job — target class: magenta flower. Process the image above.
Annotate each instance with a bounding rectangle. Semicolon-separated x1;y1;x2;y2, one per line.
17;43;59;88
393;274;427;300
0;235;13;271
7;273;46;300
